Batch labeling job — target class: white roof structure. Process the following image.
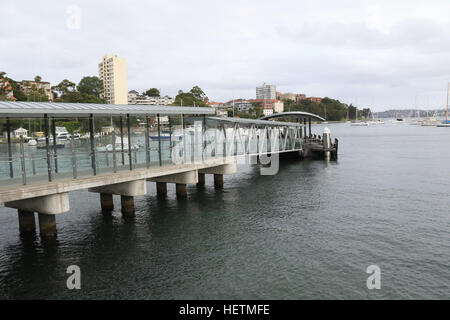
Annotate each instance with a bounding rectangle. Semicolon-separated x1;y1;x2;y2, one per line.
0;101;215;117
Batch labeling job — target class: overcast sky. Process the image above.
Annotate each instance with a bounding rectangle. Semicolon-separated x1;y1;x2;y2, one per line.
2;0;450;111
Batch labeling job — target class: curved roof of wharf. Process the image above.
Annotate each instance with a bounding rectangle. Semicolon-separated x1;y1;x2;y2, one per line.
0;101;215;117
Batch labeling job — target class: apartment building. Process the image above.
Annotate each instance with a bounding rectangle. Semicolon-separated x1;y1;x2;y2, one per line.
256;83;276;100
20;80;53;101
128;91;174;105
98;54;127;104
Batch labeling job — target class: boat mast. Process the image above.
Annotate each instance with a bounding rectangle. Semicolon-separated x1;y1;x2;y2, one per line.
446;82;449;121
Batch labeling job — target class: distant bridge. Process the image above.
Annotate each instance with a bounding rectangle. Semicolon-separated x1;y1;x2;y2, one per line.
0;102;335;239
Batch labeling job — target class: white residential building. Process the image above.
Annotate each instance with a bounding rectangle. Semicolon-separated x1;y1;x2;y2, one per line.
256;83;276;100
273;101;284;113
98;54;127;104
20;80;53;101
263;108;274;116
128;92;174;105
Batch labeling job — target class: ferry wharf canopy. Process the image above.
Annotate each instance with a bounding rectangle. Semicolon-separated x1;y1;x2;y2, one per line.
0;101;332;239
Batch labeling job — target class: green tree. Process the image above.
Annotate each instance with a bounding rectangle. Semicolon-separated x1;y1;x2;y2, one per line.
79;93;105;103
58;91;82;102
173;86;209;107
251;102;263;118
77;76;103;97
190;86;207;102
52;79;76;98
286;97;365;122
27;87;49;102
144;88;160;97
2;74;27;101
52;78;106;103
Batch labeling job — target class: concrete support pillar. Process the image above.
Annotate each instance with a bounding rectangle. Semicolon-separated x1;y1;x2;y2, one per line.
214;174;224;189
18;210;36;234
197;173;205;187
156;182;167;197
38;213;57;238
100;193;114;213
121;195;135;218
176;183;187;198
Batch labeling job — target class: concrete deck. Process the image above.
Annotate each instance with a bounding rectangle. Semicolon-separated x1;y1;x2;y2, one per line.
0;157;236;203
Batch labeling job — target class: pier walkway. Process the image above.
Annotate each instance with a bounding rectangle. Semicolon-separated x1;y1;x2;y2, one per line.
0;102;336;238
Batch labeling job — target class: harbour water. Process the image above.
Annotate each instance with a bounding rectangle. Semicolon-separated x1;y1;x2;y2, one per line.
0;123;449;299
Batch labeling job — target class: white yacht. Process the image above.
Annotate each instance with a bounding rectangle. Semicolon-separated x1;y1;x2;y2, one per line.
56;131;71;140
351;121;369;126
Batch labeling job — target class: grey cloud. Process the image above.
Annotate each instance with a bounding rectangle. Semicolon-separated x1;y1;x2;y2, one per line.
1;0;449;111
276;19;450;53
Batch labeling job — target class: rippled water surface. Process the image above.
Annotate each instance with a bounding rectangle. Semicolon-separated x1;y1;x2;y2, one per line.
1;123;449;299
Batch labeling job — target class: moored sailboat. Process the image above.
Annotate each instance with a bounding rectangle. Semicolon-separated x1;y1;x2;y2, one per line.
436;83;450;127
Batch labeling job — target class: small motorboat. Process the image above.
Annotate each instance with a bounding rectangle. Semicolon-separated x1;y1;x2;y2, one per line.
56;131;71;141
436;120;450;127
391;118;405;124
27;139;37;146
367;120;385;125
350;121;369;126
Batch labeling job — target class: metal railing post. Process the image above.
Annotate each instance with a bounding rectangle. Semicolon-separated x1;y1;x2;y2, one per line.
202;115;206;161
71;135;77;179
157;114;162;166
19;135;26;185
6;117;13;178
145;116;150;168
89;114;97;175
51;117;58;173
214;120;218;157
127;114;132;170
309;117;312;138
112;130;117;173
169;116;173;162
120;116;125;166
222;123;227;160
44;114;52;182
182;114;186;164
303;118;307;138
234;123;239;156
256;125;259;155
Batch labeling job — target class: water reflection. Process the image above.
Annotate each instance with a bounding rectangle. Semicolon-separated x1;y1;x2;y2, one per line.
1;124;450;299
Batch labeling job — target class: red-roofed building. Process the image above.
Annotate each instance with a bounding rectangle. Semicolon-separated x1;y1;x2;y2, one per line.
248;99;283;113
208;101;224;107
307;97;322;103
296;94;306;103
